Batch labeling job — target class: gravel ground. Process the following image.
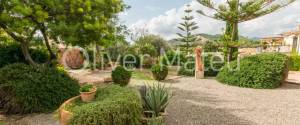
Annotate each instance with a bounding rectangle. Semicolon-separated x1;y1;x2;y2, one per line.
3;71;300;125
164;77;300;125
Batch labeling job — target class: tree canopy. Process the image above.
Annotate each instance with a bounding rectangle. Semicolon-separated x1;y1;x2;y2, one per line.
197;0;295;61
0;0;127;65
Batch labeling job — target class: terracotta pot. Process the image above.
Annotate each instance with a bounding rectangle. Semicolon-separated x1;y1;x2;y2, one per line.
60;109;73;125
59;96;79;125
80;87;97;102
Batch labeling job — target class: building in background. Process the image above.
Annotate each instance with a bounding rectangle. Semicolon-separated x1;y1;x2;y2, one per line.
261;25;300;54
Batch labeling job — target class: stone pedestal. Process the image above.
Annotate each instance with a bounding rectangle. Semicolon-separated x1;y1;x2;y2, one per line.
195;70;204;79
195;47;204;79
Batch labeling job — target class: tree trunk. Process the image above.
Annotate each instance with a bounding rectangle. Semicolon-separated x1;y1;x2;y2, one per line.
20;42;36;65
40;25;57;62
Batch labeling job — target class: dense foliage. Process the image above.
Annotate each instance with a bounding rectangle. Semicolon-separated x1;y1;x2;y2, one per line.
68;85;143;125
161;51;187;66
0;43;49;68
0;0;127;65
178;54;224;77
204;54;224;77
151;65;168;81
0;63;80;114
178;56;195;76
112;66;132;86
289;53;300;71
135;35;170;56
120;54;141;68
217;53;289;89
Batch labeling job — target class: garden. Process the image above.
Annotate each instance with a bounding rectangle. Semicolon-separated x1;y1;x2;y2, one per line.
1;0;300;125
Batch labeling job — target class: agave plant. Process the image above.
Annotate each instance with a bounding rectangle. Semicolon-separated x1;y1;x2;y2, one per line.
147;116;165;125
144;83;171;117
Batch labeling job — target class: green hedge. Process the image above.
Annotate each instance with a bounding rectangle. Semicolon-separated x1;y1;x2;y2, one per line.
289;54;300;71
0;43;49;68
0;63;79;114
217;53;289;89
68;85;142;125
161;51;187;66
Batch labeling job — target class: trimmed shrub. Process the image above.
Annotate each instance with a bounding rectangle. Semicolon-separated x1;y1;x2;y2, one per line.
217;53;289;89
161;51;186;66
151;65;168;81
112;66;132;86
0;43;49;68
0;63;80;114
289;53;300;71
68;85;143;125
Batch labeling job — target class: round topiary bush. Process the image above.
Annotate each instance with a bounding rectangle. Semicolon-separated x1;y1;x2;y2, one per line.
0;63;80;114
67;85;143;125
151;65;168;81
112;66;132;86
0;43;49;68
217;53;289;89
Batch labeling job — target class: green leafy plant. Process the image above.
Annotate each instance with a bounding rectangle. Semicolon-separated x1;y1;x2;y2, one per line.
178;56;195;76
144;83;171;117
289;52;300;71
217;53;289;89
0;43;49;68
80;84;94;92
0;63;80;114
147;117;165;125
67;85;143;125
151;65;168;81
161;51;187;66
112;66;132;86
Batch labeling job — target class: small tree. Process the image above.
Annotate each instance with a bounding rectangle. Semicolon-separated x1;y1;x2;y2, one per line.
0;0;126;65
177;4;199;55
197;0;295;61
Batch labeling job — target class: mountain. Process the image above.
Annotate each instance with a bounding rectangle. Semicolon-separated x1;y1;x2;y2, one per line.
199;33;259;42
168;33;259;47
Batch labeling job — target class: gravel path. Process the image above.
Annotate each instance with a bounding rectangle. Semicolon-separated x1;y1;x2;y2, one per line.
164;77;300;125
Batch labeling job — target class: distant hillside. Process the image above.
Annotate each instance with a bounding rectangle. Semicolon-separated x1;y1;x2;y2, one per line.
168;34;259;47
199;33;258;42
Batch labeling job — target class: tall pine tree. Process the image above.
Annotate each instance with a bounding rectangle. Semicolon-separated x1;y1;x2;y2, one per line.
177;4;199;55
197;0;295;61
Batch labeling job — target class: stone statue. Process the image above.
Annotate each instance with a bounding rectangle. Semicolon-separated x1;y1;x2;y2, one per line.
195;47;204;79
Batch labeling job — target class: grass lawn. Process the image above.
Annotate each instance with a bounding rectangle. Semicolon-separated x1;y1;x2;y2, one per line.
132;69;153;80
0;121;5;125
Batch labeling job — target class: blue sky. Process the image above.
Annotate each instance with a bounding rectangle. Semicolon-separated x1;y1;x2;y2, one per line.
120;0;300;40
120;0;192;24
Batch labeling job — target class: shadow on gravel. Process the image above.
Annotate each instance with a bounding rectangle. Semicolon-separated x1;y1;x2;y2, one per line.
165;88;254;125
279;82;300;90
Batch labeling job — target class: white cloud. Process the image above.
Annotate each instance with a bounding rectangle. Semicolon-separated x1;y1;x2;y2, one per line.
129;0;300;40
